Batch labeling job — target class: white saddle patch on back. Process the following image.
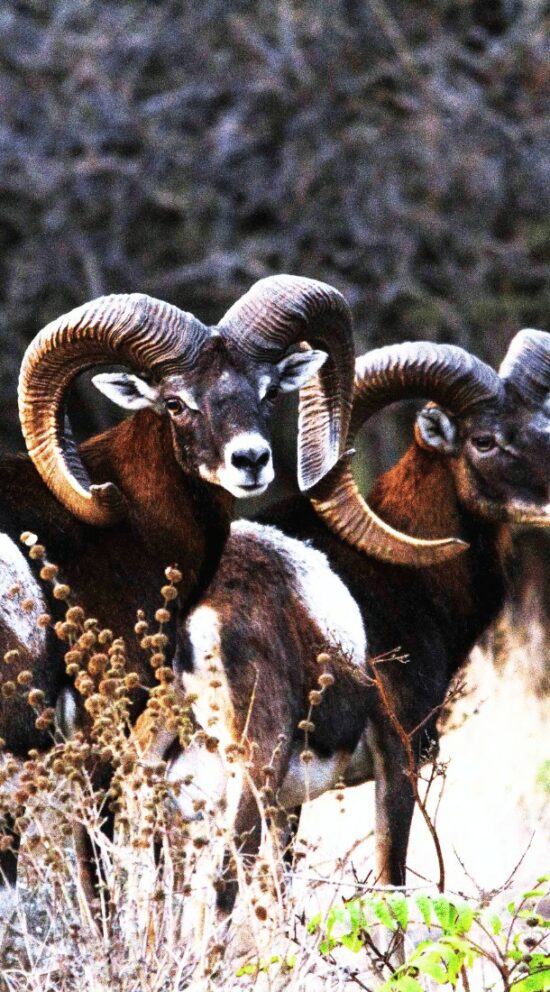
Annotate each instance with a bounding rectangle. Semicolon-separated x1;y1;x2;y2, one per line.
231;520;366;664
0;533;48;657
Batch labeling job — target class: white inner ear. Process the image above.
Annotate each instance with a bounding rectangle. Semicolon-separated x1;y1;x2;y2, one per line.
92;372;160;411
277;349;328;393
416;407;458;453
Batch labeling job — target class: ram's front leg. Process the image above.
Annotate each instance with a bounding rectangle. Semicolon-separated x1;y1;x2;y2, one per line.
372;725;416;888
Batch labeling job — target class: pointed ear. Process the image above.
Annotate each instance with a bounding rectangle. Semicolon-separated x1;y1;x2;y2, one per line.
277;349;328;393
92;373;161;411
415;405;459;454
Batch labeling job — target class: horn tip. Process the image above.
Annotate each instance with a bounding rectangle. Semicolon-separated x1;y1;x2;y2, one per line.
89;482;127;523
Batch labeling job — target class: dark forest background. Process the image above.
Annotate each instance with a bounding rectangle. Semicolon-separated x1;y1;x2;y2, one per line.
0;0;548;648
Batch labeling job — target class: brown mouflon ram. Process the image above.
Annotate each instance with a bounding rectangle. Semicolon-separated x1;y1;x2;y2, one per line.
162;330;550;911
2;274;401;884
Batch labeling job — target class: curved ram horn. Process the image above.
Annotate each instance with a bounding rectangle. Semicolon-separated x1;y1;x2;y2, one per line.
19;294;209;526
312;342;504;566
218;275;355;491
499;328;550;526
499;328;550;407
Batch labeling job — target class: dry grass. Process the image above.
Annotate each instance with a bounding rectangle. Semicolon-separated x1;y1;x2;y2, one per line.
0;538;547;991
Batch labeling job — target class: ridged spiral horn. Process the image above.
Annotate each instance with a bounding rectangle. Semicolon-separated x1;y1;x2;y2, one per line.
218;275;355;491
499;328;550;407
311;341;504;566
498;328;550;525
18;293;209;526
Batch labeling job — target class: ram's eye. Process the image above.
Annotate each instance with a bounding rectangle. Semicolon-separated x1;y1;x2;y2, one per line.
264;384;279;402
165;398;184;416
472;434;495;452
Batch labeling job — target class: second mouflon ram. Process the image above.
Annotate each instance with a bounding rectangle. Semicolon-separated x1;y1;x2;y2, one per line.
163;329;550;908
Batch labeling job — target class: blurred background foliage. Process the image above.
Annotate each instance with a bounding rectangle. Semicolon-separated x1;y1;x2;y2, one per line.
0;0;548;592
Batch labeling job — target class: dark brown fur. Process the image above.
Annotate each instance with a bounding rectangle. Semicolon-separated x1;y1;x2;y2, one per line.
0;410;233;754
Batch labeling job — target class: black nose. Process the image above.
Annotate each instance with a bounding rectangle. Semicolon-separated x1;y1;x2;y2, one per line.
231;447;271;472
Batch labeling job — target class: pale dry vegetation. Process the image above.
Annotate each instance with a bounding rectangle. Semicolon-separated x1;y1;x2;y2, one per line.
0;534;546;992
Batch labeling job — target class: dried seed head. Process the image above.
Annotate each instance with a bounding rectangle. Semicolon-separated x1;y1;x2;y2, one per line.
151;633;168;649
83;619;98;631
21;599;35;612
316;652;331;666
78;631;96;651
155;608;171;624
64;607;84;626
60;621;78;639
40;564;58;581
36;613;51;628
28;544;46;560
1;682;16;698
318;672;335;688
65;650;83;667
150;652;165;669
54;621;67;641
74;674;94;696
87;653;108;676
134;620;148;636
16;671;33;687
53;584;71;601
124;673;140;689
308;690;323;706
155;667;174;682
161;585;178;601
20;532;37;546
99;679;118;698
165;566;182;583
300;749;314;763
3;650;19;664
98;629;113;645
298;719;315;733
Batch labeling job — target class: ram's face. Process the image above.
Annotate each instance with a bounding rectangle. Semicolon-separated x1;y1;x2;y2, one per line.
93;337;327;499
415;393;550;524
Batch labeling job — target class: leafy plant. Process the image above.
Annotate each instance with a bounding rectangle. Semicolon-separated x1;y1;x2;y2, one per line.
308;880;550;991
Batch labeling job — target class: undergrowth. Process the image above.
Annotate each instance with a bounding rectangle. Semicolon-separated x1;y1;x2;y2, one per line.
0;533;546;991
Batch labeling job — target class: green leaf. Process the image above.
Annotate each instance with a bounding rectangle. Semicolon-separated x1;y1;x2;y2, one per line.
455;904;475;934
307;912;321;934
512;968;550;992
523;890;546;899
384;977;424;992
415;950;448;983
389;895;409;931
371;897;398;931
415;894;432;926
433;897;452;931
341;932;364;953
347;897;367;932
490;913;503;935
536;875;549;885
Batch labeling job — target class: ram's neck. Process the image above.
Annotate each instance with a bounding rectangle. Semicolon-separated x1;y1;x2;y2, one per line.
369;444;509;643
80;410;233;603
